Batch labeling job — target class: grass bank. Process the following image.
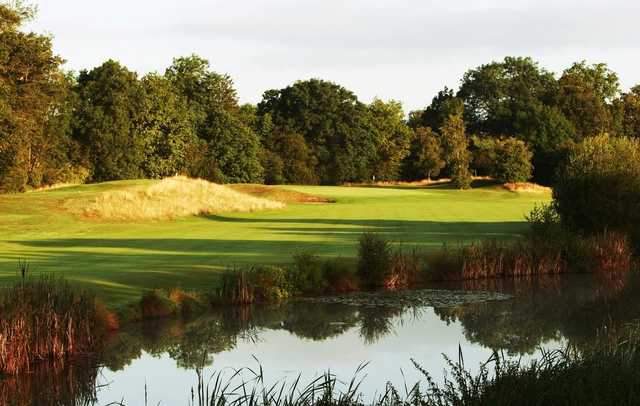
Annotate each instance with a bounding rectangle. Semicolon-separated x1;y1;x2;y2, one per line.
0;179;546;306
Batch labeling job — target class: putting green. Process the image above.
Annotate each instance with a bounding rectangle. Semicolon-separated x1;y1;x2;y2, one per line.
0;180;549;306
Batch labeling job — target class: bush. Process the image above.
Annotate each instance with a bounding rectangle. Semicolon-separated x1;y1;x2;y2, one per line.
289;252;327;294
322;258;359;293
554;134;640;251
216;266;290;304
357;233;393;287
357;233;425;288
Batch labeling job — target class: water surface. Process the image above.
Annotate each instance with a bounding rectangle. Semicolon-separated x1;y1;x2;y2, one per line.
3;273;638;405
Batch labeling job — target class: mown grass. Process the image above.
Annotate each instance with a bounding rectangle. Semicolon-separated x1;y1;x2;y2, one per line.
0;179;547;307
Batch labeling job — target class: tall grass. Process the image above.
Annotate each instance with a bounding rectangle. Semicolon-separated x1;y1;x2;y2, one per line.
428;231;634;282
0;275;113;376
80;176;284;221
357;233;424;289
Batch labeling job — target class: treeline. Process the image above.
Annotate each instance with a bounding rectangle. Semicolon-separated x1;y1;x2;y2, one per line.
2;2;640;192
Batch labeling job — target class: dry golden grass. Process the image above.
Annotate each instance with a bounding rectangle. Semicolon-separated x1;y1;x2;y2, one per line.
503;182;551;193
80;176;285;221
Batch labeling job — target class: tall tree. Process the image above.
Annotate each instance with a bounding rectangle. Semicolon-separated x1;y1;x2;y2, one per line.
140;73;198;178
440;113;472;189
258;79;376;184
367;99;413;181
409;126;445;181
73;60;148;181
558;61;620;139
408;87;464;131
617;85;640;138
166;55;263;182
0;2;70;191
457;56;575;184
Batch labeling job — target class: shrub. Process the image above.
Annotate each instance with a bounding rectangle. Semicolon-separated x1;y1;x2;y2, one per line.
289;252;327;295
216;266;290;304
554;134;640;251
357;233;425;288
357;233;393;287
322;258;359;293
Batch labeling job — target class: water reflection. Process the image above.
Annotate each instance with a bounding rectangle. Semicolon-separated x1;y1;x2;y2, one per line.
2;273;638;405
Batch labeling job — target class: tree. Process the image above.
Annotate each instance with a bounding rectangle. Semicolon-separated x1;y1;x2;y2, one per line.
493;137;533;183
440;113;472;189
140;74;198;178
457;57;575;184
617;85;640;138
367;99;413;181
258;79;376;184
0;2;70;191
166;55;263;182
410;127;444;180
73;60;148;181
558;61;620;139
457;57;559;139
554;134;640;250
408;87;464;131
262;128;318;184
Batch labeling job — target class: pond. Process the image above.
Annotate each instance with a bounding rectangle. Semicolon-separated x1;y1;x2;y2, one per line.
2;273;638;405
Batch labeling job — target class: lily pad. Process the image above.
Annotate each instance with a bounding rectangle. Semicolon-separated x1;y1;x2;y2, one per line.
299;289;511;308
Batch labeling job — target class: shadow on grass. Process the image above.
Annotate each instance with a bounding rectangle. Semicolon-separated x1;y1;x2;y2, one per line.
3;218;528;301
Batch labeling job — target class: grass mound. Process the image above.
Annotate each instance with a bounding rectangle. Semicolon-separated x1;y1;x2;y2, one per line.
80;176;285;221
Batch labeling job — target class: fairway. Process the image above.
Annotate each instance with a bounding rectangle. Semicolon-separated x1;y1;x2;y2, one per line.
0;181;548;306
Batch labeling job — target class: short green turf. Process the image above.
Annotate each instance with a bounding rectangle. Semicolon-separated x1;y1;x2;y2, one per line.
0;180;549;306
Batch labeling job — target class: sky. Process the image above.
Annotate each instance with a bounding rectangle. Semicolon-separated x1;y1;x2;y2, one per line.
27;0;640;112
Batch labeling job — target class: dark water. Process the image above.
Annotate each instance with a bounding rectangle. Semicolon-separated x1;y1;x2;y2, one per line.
3;273;638;405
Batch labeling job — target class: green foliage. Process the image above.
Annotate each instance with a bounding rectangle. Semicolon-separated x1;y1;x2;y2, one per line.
0;3;70;191
357;233;393;287
262;128;318;184
405;126;445;180
258;79;376;184
617;85;640;138
73;60;148;181
456;57;577;184
526;202;562;238
558;61;620;139
553;133;640;250
289;252;327;294
441;113;472;189
166;55;263;183
493;137;533;183
140;74;198;178
367;98;413;181
217;266;290;304
408;87;464;131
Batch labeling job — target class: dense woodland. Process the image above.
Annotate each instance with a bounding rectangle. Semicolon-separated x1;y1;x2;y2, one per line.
1;2;640;193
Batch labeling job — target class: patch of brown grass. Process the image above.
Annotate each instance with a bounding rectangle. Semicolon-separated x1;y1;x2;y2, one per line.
503;182;551;193
80;176;285;221
229;184;333;203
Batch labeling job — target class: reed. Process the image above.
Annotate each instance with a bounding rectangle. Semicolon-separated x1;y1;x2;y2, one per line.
428;231;634;282
0;275;114;376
